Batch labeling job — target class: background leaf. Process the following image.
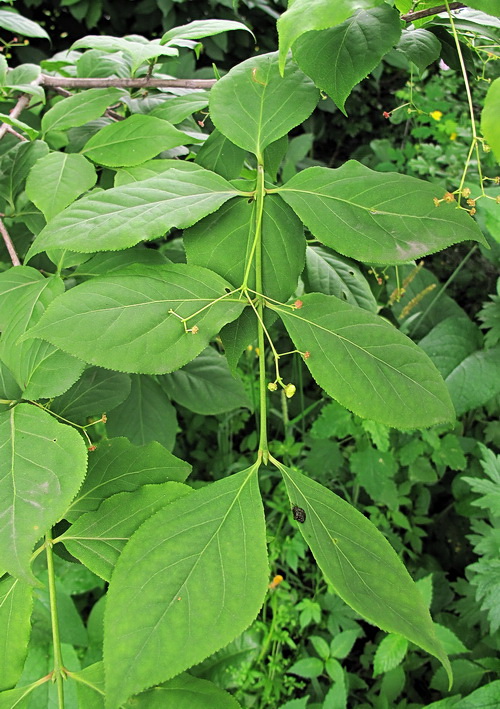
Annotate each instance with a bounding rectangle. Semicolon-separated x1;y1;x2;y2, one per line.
292;6;401;114
481;77;500;162
396;29;442;71
28;264;246;374
276;163;486;264
0;577;33;691
0;9;49;39
278;464;451;685
161;19;253;44
130;673;243;708
103;465;268;709
209;52;319;160
0;404;87;583
274;292;455;429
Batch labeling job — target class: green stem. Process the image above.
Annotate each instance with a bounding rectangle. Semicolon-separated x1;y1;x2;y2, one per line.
254;163;269;462
46;535;65;708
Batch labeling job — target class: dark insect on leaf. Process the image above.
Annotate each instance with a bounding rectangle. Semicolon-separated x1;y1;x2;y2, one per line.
292;505;306;523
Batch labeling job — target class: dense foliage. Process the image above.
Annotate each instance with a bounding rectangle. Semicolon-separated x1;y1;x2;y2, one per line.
0;1;499;708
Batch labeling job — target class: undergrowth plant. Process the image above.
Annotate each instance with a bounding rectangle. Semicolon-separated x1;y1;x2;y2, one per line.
0;1;499;707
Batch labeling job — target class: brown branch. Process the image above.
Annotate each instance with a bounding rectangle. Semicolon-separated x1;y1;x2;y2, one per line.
40;75;216;90
402;2;466;22
0;93;32;141
0;218;21;266
5;125;28;141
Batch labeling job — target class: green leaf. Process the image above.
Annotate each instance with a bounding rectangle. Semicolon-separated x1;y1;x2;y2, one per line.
278;464;451;685
72;248;168;278
71;35;178;74
329;629;359;659
277;0;385;72
51;367;131;425
26;168;240;258
418;316;483;378
160;19;254;44
185;195;304;303
350;447;398;509
60;482;192;581
26;152;97;221
373;634;409;675
292;6;401;114
0;113;38;141
0;9;49;39
481;77;500;162
106;374;177;450
73;662;105;709
130;673;243;709
41;88;124;135
195;129;246;181
462;0;500;17
114;158;204;187
150;93;209;124
0;680;44;708
273;292;455;429
303;246;377;312
288;657;324;679
66;436;190;522
160;347;251;415
27;263;245;374
276;163;486;264
434;624;468;656
210;52;319;161
0;266;84;399
103;464;268;709
0;140;49;208
0;403;87;583
81;114;200;167
0;576;32;691
396;29;442;71
445;344;500;417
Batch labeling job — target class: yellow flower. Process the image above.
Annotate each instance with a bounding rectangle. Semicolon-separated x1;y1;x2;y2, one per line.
430;110;443;121
450;132;457;140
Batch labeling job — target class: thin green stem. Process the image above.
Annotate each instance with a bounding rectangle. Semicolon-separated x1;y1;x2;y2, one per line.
254;163;269;462
46;535;66;708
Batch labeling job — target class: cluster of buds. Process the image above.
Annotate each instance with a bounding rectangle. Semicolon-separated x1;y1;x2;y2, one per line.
433;191;456;207
267;381;296;398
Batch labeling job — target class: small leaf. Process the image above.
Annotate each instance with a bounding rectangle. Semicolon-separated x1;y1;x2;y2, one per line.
106;374;177;450
103;464;268;708
66;437;190;522
0;576;33;690
160;347;251;415
418;316;483;379
329;629;360;659
41;87;125;134
276;163;486;264
150;93;209;125
160;19;254;44
292;6;401;114
481;77;500;162
373;634;409;675
434;624;468;656
26;152;97;221
27;263;245;374
71;35;178;73
81;114;200;167
210;52;319;160
0;9;49;39
287;657;324;679
0;404;87;583
60;482;192;580
26;168;240;258
195;129;246;181
0;140;49;208
396;28;442;71
0;113;38;140
278;464;451;685
273;292;455;429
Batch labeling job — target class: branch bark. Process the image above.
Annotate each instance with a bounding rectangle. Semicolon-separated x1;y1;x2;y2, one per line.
402;2;466;22
40;75;216;90
0;217;21;266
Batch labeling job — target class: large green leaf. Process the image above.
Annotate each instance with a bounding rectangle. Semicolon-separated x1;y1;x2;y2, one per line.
303;246;377;312
184;195;305;302
60;482;191;581
51;367;131;425
66;437;190;522
209;52;319;161
26;152;97;221
103;464;268;709
481;77;500;162
106;374;177;450
276;162;486;264
160;19;253;44
277;0;385;72
278;463;451;685
272;292;455;429
160;346;251;415
292;6;401;114
26;168;241;258
27;263;245;374
0;9;49;39
0;576;32;690
0;266;84;399
0;404;87;583
131;673;243;708
81;114;201;167
41;88;124;135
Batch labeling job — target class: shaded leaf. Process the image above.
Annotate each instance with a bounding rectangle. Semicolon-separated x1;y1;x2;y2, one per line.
396;28;442;71
445;345;500;417
0;9;49;39
195;129;246;181
481;77;500;162
0;576;32;691
0;404;87;583
103;465;268;708
418;316;483;379
273;292;455;429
